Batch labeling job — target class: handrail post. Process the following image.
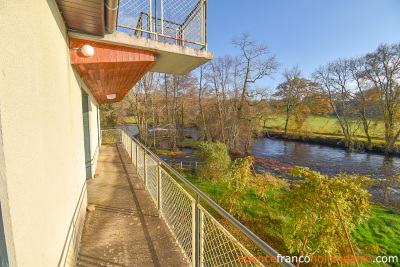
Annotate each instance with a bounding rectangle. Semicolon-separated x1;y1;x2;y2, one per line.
143;147;147;186
154;0;158;40
135;141;138;168
204;0;207;51
195;194;200;267
200;0;204;45
157;160;161;217
191;198;196;267
149;0;152;39
199;209;204;266
131;139;133;162
161;0;164;36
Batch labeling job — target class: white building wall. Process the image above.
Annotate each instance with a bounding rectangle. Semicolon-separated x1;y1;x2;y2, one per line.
0;0;99;266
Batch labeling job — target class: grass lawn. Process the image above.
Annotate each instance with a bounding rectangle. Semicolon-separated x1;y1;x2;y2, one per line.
177;140;201;149
353;205;400;266
266;115;386;140
171;168;400;266
125;116;137;124
155;149;183;156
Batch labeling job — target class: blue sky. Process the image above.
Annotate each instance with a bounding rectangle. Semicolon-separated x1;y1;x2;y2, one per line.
207;0;400;88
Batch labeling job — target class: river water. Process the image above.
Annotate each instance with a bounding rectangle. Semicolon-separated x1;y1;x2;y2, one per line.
125;123;400;180
250;138;400;179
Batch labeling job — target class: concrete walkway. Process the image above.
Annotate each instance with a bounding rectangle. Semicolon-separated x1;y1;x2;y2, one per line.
77;144;187;267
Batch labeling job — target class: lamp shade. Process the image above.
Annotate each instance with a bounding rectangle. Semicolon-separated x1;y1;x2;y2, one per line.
81;45;95;57
107;94;116;99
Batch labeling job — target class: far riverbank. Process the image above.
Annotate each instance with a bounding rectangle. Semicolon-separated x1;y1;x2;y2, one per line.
261;129;400;156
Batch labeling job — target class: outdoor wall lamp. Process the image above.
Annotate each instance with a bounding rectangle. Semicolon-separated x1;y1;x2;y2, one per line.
72;44;95;57
107;94;116;99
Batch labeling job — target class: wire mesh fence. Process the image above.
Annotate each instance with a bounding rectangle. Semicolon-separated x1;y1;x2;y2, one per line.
131;142;137;167
115;129;293;267
137;147;145;179
101;129;121;144
200;206;264;267
146;155;159;203
161;159;205;170
117;0;207;49
160;168;194;264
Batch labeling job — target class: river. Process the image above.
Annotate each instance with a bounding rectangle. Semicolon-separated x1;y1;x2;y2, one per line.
124;124;400;180
126;126;399;204
250;138;400;179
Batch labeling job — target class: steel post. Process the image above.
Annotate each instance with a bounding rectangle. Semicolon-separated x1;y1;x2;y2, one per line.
191;199;196;267
154;0;158;40
204;0;207;51
161;0;164;35
195;194;200;267
135;141;138;168
149;0;152;38
200;0;204;44
157;160;162;216
199;209;204;266
143;149;147;186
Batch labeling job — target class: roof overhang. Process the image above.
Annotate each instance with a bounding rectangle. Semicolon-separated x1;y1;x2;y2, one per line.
56;0;105;36
69;31;213;75
70;38;156;104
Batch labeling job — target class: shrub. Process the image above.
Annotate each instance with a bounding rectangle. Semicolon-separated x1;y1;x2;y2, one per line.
282;166;373;260
196;142;231;182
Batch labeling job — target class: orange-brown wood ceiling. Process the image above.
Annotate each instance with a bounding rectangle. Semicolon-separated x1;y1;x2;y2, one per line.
69;38;157;104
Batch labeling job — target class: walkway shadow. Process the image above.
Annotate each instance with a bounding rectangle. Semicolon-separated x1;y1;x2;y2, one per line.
116;144;161;267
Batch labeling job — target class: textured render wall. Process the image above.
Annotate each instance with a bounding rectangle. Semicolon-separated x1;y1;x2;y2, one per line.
0;0;92;266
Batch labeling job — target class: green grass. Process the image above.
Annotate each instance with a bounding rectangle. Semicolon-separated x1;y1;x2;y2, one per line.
125;116;137;124
353;205;400;266
266;115;386;139
177;140;202;149
155;149;183;156
145;135;168;147
172;168;400;265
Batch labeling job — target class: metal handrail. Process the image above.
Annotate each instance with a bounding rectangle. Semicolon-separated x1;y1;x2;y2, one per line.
117;127;294;267
117;0;207;50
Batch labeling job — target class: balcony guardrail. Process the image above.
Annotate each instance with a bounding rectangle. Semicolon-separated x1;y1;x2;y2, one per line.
118;0;207;50
101;128;293;267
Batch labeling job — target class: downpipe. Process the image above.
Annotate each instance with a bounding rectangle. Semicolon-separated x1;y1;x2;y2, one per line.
105;0;119;33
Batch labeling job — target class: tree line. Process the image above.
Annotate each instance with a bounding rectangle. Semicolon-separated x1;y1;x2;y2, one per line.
101;36;400;153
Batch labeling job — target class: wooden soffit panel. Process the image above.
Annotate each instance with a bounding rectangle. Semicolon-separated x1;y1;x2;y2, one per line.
70;38;157;103
56;0;105;36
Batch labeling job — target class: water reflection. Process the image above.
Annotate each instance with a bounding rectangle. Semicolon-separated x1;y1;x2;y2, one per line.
250;138;400;179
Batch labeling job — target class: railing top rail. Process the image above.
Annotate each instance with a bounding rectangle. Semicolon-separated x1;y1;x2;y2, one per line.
114;127;294;267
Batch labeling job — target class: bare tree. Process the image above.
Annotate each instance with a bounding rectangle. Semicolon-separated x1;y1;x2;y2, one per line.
127;72;160;144
232;33;278;113
313;59;360;148
275;66;301;136
363;42;400;152
198;63;210;140
349;57;375;147
230;33;278;152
